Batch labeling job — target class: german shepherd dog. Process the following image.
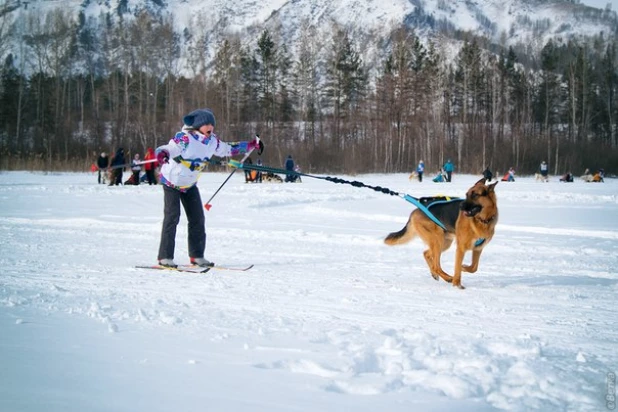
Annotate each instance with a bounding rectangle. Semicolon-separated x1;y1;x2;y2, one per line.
384;178;498;289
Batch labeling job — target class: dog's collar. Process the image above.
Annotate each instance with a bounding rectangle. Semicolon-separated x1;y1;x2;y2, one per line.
475;215;496;225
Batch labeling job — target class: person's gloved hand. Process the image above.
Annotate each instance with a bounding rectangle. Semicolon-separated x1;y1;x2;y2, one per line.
156;149;170;165
247;135;264;155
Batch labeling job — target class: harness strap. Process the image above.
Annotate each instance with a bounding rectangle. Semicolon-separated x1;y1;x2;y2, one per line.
173;156;214;172
403;195;447;231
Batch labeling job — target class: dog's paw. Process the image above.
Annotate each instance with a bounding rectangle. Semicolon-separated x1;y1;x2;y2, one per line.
431;273;439;281
453;283;466;290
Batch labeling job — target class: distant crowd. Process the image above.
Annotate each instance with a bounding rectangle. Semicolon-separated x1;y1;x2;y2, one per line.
410;159;606;184
94;150;607;187
93;147;158;186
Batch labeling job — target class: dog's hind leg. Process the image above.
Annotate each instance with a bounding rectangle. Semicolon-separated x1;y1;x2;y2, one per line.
420;235;453;283
422;250;438;280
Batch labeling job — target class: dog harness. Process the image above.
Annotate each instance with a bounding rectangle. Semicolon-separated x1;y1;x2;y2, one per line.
403;195;462;231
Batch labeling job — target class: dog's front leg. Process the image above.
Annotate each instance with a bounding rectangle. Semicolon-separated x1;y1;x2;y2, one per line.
462;250;482;273
453;246;466;289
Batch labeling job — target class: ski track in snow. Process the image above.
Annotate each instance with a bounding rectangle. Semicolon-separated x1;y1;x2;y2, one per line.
0;171;616;411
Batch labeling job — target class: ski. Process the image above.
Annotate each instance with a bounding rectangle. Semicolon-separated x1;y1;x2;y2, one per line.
206;264;254;272
135;264;254;274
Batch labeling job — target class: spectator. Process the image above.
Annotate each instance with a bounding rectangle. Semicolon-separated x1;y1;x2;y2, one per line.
96;152;109;184
432;168;447;183
143;147;158;185
501;167;515;182
482;166;493;182
539;160;549;182
416;160;425;182
130;153;142;185
109;148;125;186
293;164;302;183
285;155;295;182
559;172;573;182
443;159;454;182
255;157;263;183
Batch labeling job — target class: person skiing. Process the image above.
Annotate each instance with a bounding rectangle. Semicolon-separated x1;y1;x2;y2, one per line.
155;108;264;268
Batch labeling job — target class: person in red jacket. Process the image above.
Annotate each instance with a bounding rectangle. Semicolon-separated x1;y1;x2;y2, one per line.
144;147;158;185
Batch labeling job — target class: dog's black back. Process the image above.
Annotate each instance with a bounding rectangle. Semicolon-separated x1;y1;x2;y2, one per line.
422;198;464;233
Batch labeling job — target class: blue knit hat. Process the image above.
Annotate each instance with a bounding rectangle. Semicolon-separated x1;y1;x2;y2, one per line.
183;108;216;129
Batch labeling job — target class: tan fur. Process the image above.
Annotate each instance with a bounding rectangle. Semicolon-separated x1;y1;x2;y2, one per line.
535;173;548;182
385;178;498;289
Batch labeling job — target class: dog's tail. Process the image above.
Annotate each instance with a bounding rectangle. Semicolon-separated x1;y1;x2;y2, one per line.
384;216;416;245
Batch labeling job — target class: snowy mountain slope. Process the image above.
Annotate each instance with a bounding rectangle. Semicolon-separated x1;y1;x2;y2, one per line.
13;0;616;52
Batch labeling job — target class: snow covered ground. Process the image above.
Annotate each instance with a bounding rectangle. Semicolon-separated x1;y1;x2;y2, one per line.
0;170;616;411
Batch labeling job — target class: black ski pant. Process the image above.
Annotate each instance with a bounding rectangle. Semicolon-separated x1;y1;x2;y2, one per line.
145;169;156;185
158;185;206;261
110;169;122;185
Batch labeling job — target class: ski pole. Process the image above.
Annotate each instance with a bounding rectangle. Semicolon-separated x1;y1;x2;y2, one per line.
204;136;259;211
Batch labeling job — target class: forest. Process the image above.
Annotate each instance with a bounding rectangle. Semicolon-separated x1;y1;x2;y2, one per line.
0;7;616;175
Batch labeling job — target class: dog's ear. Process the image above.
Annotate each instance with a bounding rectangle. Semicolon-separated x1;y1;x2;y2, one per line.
488;181;498;191
475;177;487;186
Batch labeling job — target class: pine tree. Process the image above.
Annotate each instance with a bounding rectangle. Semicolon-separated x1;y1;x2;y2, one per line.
323;25;367;158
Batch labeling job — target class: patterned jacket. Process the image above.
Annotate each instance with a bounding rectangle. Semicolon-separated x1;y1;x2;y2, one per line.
156;127;252;191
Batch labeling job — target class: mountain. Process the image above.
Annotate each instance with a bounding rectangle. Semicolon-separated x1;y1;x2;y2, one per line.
8;0;617;71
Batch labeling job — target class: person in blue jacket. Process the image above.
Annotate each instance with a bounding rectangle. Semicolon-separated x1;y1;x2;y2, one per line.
285;155;296;182
443;159;454;182
416;160;425;182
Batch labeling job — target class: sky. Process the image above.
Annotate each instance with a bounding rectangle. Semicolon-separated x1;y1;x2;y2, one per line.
0;170;616;411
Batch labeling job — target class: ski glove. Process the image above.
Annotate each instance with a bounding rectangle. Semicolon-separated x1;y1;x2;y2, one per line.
247;135;264;155
156;149;170;165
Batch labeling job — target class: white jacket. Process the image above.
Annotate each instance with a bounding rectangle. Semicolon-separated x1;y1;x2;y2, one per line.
157;127;250;190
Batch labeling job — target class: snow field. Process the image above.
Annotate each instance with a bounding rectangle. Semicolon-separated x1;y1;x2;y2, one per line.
0;171;616;411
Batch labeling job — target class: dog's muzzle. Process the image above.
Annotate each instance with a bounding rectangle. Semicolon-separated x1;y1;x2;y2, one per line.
460;201;482;217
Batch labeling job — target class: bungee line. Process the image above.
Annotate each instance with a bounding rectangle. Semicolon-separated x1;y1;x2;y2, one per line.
233;162;448;230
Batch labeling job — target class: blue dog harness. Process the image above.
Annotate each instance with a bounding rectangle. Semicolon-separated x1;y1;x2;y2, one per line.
403;195;463;231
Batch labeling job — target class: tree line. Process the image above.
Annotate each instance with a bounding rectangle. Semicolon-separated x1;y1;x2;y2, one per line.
0;8;616;176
